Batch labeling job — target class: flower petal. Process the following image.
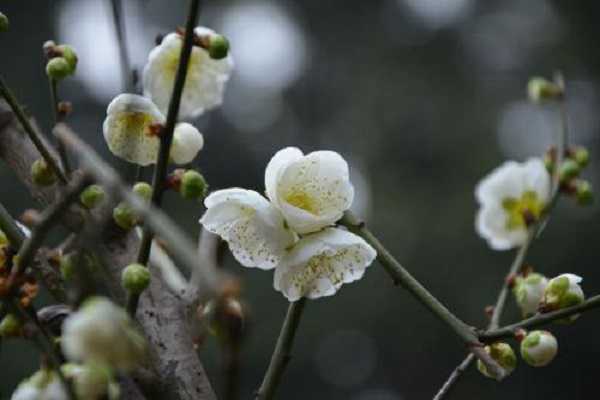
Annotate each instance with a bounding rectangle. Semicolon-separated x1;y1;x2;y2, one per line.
476;204;527;250
200;188;295;270
170;122;204;164
265;147;304;204
274;228;376;301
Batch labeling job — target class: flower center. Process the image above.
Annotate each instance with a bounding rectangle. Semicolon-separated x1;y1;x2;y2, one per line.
502;191;544;230
116;112;155;136
285;191;319;215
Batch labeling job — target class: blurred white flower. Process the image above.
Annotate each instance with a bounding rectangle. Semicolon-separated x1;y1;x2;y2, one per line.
520;330;558;367
274;228;376;301
170;122;204;164
142;27;234;119
61;297;146;371
475;158;550;250
62;363;119;400
200;188;296;270
513;272;548;317
542;273;585;317
103;94;164;166
11;370;67;400
265;147;354;234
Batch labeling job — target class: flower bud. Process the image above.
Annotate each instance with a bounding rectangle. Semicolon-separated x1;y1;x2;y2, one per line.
180;170;208;200
56;44;78;74
542;273;584;320
113;202;138;230
60;252;77;281
0;12;9;32
513;272;548;318
0;313;21;337
559;159;580;183
520;330;558;367
208;34;230;60
0;229;8;247
575;180;593;206
573;146;589;168
45;57;71;80
527;77;562;103
62;363;115;400
80;185;105;209
31;158;57;186
133;182;152;202
121;263;151;295
477;342;517;379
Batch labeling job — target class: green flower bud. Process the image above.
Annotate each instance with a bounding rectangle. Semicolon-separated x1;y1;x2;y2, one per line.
180;170;208;200
45;57;71;80
513;273;548;318
208;34;230;60
0;313;21;337
121;263;151;294
559;159;580;183
57;44;78;74
0;12;9;32
31;158;57;186
477;342;517;379
575;180;593;206
527;77;562;103
80;184;105;209
0;229;8;247
133;182;152;202
520;330;558;367
113;202;138;230
573;147;589;168
542;273;584;322
60;253;77;280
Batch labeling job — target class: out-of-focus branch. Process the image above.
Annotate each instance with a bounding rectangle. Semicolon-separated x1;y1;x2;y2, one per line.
109;0;135;92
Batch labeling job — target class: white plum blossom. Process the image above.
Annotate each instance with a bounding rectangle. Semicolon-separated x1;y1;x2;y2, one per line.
274;228;376;301
265;147;355;234
200;188;296;270
143;27;234;119
103;94;164;166
542;273;585;316
520;330;558;367
170;122;204;164
11;370;67;400
475;158;551;250
61;297;146;371
513;272;548;317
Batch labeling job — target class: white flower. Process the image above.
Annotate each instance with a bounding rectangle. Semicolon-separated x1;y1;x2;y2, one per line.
11;370;67;400
62;363;119;400
103;94;164;166
11;385;42;400
475;158;551;250
200;188;296;270
542;273;585;316
265;147;354;234
520;330;558;367
170;122;204;164
142;27;234;119
274;228;376;301
513;272;548;317
61;297;146;371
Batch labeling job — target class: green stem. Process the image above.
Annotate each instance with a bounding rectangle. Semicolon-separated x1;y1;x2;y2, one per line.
255;298;306;400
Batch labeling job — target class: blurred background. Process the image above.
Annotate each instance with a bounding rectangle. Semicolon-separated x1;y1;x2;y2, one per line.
1;0;600;399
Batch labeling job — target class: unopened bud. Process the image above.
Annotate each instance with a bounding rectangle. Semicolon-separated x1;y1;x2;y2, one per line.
0;229;8;248
56;44;78;74
57;101;73;118
180;170;207;200
60;253;76;280
80;185;105;209
133;182;152;202
0;313;21;337
572;146;589;168
520;330;558;367
31;158;57;186
45;57;71;81
559;159;580;183
121;263;151;295
527;77;563;103
0;12;9;32
513;272;548;318
113;202;138;230
208;34;230;60
541;273;584;321
575;180;593;205
477;342;517;379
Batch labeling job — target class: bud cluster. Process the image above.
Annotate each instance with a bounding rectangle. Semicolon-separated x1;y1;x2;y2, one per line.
44;40;78;80
112;182;152;230
544;145;593;205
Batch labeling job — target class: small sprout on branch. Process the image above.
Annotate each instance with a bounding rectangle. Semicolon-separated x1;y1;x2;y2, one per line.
541;274;584;321
80;184;105;209
180;169;208;200
207;34;230;60
121;263;151;295
575;180;593;206
520;330;558;367
513;272;548;318
132;181;153;202
31;158;57;186
477;342;517;379
527;77;563;103
0;12;8;32
0;313;22;338
112;202;138;231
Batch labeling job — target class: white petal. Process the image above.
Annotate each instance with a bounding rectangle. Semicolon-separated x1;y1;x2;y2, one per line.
274;228;376;301
562;273;583;285
170;122;204;164
475;161;524;205
102;94;164;166
522;158;552;203
142;29;234;119
476;204;527;250
264;147;303;204
200;188;295;270
11;385;41;400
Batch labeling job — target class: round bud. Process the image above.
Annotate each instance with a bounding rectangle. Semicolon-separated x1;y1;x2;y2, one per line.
575;180;593;206
45;57;71;81
121;263;151;294
0;12;9;32
133;182;152;202
80;184;105;209
527;77;562;103
60;253;76;280
56;44;78;74
520;330;558;367
477;342;517;379
0;313;21;337
559;159;580;183
513;272;548;318
542;273;584;321
113;202;138;230
208;34;230;60
573;147;589;168
180;170;208;200
31;158;57;186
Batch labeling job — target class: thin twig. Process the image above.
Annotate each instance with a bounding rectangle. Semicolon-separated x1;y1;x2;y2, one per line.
255;298;307;400
0;75;67;184
0;202;26;247
109;0;134;92
48;78;71;175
